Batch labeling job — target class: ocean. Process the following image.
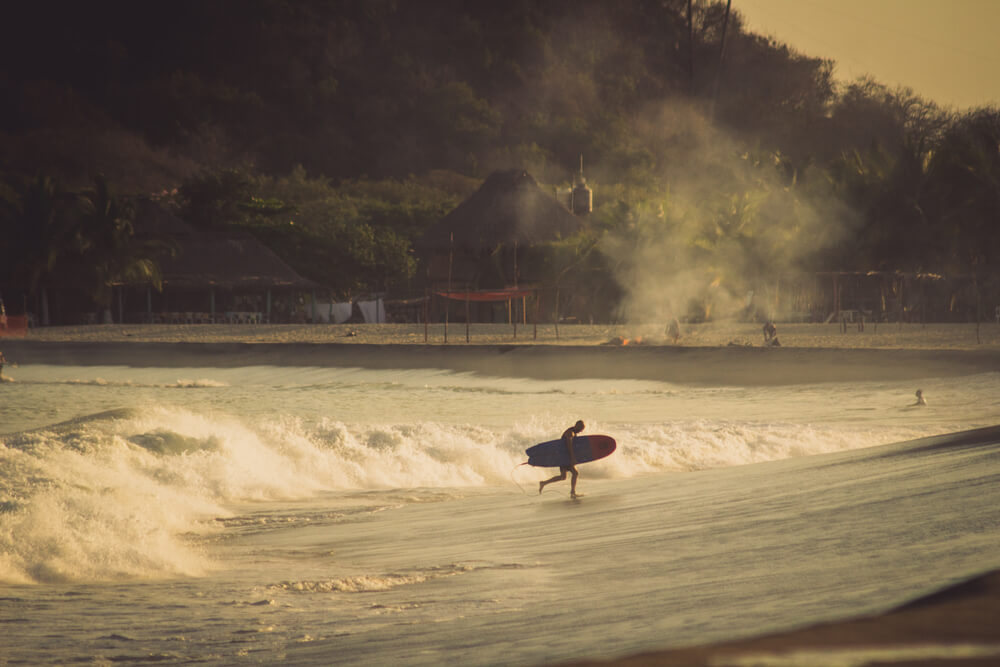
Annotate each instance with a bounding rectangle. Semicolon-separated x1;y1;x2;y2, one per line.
1;359;998;665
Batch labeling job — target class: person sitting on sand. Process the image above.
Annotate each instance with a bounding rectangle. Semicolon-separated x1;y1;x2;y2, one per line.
539;420;585;498
914;389;927;406
763;321;777;345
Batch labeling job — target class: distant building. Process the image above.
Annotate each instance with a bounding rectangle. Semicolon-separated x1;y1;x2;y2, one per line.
417;168;588;324
114;200;319;324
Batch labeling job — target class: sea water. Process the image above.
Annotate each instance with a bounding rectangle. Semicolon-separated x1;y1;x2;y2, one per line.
1;361;999;665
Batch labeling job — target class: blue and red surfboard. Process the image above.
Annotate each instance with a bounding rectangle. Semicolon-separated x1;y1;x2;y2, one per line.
525;435;617;468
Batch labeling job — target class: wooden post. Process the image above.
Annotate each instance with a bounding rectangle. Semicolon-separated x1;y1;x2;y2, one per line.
445;232;453;344
533;290;539;340
898;277;904;331
424;288;429;343
465;288;470;343
511;299;517;340
554;286;560;340
833;273;839;320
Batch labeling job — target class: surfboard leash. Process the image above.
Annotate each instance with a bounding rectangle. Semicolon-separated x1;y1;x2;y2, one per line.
510;461;531;495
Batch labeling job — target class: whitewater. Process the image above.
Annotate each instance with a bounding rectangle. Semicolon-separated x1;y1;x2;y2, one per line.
1;360;999;665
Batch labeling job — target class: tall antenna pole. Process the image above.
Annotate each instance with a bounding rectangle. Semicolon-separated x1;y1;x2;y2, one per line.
687;0;694;94
710;0;732;120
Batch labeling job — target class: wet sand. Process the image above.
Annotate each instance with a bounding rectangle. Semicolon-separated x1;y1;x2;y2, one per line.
564;569;1000;667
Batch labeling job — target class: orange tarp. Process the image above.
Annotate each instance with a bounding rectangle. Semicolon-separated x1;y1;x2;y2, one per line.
0;315;29;338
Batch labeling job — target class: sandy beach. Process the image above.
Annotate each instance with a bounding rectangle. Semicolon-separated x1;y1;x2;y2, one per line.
8;320;1000;349
4;321;1000;386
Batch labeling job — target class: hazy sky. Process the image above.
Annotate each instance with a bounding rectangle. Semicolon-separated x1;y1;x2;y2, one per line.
736;0;1000;110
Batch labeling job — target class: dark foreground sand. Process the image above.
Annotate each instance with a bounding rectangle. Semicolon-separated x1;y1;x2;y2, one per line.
563;569;1000;667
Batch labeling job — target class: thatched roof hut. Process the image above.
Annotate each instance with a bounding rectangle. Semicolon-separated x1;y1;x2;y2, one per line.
134;200;316;290
156;231;317;289
419;169;584;250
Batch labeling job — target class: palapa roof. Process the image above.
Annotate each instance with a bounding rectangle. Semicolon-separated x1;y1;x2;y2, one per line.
134;200;317;290
157;231;318;289
419;169;584;250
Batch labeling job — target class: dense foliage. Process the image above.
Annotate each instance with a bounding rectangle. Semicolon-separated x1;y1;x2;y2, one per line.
2;0;998;321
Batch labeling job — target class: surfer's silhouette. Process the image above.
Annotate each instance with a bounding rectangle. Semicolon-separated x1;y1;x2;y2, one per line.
539;420;584;498
914;389;927;406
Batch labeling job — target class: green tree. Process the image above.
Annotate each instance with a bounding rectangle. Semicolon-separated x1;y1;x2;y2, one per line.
0;174;81;323
74;175;168;317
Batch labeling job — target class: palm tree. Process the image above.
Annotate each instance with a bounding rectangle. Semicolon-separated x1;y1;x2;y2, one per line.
77;175;167;322
1;174;81;325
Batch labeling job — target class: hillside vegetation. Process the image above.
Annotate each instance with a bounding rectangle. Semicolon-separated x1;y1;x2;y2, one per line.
2;1;998;321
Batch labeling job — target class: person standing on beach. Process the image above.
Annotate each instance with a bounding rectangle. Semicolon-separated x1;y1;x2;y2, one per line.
539;420;585;498
0;350;6;380
667;317;681;343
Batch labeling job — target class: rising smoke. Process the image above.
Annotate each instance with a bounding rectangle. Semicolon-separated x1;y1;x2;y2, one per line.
599;101;856;328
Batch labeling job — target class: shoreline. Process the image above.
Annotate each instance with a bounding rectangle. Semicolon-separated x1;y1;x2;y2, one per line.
3;324;1000;384
564;568;1000;667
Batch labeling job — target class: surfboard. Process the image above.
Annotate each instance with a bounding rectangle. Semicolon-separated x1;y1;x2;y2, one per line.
525;435;617;468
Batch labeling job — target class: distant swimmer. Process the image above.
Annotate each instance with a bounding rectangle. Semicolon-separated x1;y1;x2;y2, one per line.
539;420;585;499
914;389;927;406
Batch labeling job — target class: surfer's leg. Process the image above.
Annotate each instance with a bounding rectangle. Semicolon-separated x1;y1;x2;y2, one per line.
569;468;579;497
539;470;567;493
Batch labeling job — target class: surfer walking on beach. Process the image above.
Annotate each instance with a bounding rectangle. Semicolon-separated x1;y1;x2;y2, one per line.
539;420;584;498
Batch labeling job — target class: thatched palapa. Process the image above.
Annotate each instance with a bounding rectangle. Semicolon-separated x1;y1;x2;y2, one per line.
134;200;316;290
420;169;583;250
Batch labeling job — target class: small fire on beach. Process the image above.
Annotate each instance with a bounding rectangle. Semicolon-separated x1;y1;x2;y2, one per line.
605;335;646;346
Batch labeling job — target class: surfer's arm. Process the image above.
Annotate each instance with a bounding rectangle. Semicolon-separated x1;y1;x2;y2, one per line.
564;433;577;466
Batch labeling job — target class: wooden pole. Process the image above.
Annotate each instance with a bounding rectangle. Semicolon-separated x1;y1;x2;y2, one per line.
513;240;518;340
511;299;517;340
555;286;560;340
424;287;429;343
533;290;539;340
465;288;470;343
445;232;453;344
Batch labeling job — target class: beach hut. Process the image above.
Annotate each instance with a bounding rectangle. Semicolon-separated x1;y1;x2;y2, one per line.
420;169;584;260
418;169;586;328
118;200;320;324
